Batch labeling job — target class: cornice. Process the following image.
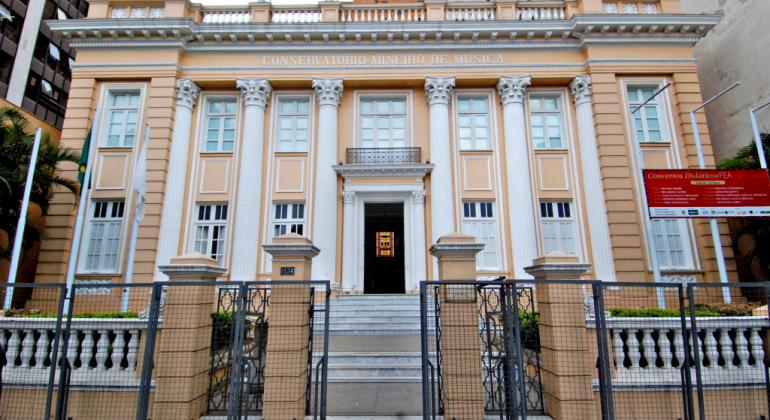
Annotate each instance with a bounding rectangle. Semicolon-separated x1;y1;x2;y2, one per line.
48;14;720;54
333;163;435;178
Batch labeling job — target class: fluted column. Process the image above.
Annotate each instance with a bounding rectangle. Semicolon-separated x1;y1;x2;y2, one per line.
341;191;357;292
497;76;538;279
155;78;201;281
412;190;427;289
311;78;344;284
425;76;456;249
230;78;273;280
571;75;617;281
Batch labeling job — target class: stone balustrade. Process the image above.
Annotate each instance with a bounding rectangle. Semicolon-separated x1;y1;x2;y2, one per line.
341;7;426;23
516;5;566;20
272;9;322;23
587;316;769;378
444;6;496;21
0;318;153;374
202;10;250;23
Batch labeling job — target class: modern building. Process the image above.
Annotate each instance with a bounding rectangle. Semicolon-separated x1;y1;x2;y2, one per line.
38;0;729;294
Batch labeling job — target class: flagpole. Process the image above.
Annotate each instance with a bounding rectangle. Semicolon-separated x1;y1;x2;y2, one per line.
122;124;149;313
3;128;43;310
64;108;101;312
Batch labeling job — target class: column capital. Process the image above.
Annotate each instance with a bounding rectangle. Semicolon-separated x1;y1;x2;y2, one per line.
312;77;344;108
412;190;427;204
342;190;356;204
497;75;531;106
175;78;201;110
570;75;592;106
236;78;273;108
425;76;456;106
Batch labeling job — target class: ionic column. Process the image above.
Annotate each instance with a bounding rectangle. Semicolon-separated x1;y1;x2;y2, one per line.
341;190;357;292
424;76;457;246
412;190;428;289
497;76;538;279
311;78;344;285
570;75;617;281
155;78;201;281
230;78;273;280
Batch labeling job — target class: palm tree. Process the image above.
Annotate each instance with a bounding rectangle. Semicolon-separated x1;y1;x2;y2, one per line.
0;107;81;261
718;132;770;282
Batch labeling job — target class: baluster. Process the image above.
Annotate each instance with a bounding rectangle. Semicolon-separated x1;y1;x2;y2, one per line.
35;329;50;369
690;330;704;368
353;10;359;22
127;330;140;371
516;9;522;20
0;330;7;354
750;328;765;368
419;9;425;21
66;329;79;370
612;329;625;369
20;329;35;368
50;331;63;370
559;8;565;19
719;328;735;369
489;9;495;20
387;9;392;21
735;328;750;368
367;9;372;22
545;8;553;20
110;330;126;371
642;329;657;370
339;10;345;22
6;329;20;368
95;330;109;370
673;329;685;369
81;330;95;369
703;328;719;369
658;329;673;369
627;329;641;370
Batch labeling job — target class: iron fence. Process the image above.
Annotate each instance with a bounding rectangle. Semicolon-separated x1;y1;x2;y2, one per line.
346;147;421;165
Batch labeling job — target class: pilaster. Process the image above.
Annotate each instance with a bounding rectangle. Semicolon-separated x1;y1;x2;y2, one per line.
341;190;356;292
411;190;427;288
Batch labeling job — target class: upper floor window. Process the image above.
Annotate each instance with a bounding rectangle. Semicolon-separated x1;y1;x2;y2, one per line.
457;97;490;150
529;96;564;149
193;204;228;265
277;98;310;152
84;200;124;272
272;203;305;237
106;92;140;147
627;86;666;143
540;201;576;255
204;99;237;152
360;98;406;148
462;201;498;270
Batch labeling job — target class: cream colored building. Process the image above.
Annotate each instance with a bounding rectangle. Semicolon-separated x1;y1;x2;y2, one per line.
39;0;730;293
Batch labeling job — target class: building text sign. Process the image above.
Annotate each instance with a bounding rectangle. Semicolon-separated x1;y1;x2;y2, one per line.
261;54;506;67
643;169;770;218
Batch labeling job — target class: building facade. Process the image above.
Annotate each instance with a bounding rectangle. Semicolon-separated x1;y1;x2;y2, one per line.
40;0;729;293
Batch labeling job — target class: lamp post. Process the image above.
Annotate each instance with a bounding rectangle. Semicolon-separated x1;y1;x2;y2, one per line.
690;82;741;303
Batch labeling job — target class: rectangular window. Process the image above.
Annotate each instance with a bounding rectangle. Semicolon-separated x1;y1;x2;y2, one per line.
360;98;407;148
204;99;237;152
462;201;498;270
627;86;665;142
540;201;576;255
529;97;564;149
272;203;306;237
85;201;125;272
277;98;310;152
457;97;490;150
652;219;687;268
106;92;140;147
193;204;228;265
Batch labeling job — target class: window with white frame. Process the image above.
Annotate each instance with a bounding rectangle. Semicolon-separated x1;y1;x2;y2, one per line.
457;97;490;150
84;200;125;272
360;98;407;148
652;219;689;268
277;98;310;152
105;92;140;147
462;201;499;270
540;201;576;255
193;204;228;265
272;203;306;237
529;96;564;149
627;85;666;143
204;99;237;152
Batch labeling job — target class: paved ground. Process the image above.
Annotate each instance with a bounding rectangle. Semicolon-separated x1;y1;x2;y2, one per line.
327;383;423;416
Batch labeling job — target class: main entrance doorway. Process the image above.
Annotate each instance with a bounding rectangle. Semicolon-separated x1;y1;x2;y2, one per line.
364;203;405;294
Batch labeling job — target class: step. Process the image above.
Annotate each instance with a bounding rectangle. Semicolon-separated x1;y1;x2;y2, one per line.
321;352;422;365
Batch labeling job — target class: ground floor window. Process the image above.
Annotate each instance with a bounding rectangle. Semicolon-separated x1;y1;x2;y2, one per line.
273;203;305;237
462;201;499;270
193;204;228;265
540;201;576;255
84;200;125;272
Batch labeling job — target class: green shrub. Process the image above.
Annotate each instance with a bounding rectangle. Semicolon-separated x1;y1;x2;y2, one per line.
608;308;736;318
23;311;139;319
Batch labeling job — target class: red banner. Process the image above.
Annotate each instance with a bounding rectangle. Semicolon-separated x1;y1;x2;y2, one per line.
643;169;770;218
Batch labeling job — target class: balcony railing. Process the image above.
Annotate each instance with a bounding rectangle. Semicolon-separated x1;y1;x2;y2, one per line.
346;147;421;165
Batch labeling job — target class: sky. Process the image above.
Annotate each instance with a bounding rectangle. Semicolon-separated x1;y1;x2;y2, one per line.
197;0;346;5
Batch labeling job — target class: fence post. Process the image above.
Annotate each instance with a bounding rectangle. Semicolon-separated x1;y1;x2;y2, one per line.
262;233;321;420
429;233;485;420
154;252;227;420
524;252;593;420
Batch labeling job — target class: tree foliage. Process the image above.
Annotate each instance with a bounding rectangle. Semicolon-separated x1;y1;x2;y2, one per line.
0;107;81;261
717;132;770;281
